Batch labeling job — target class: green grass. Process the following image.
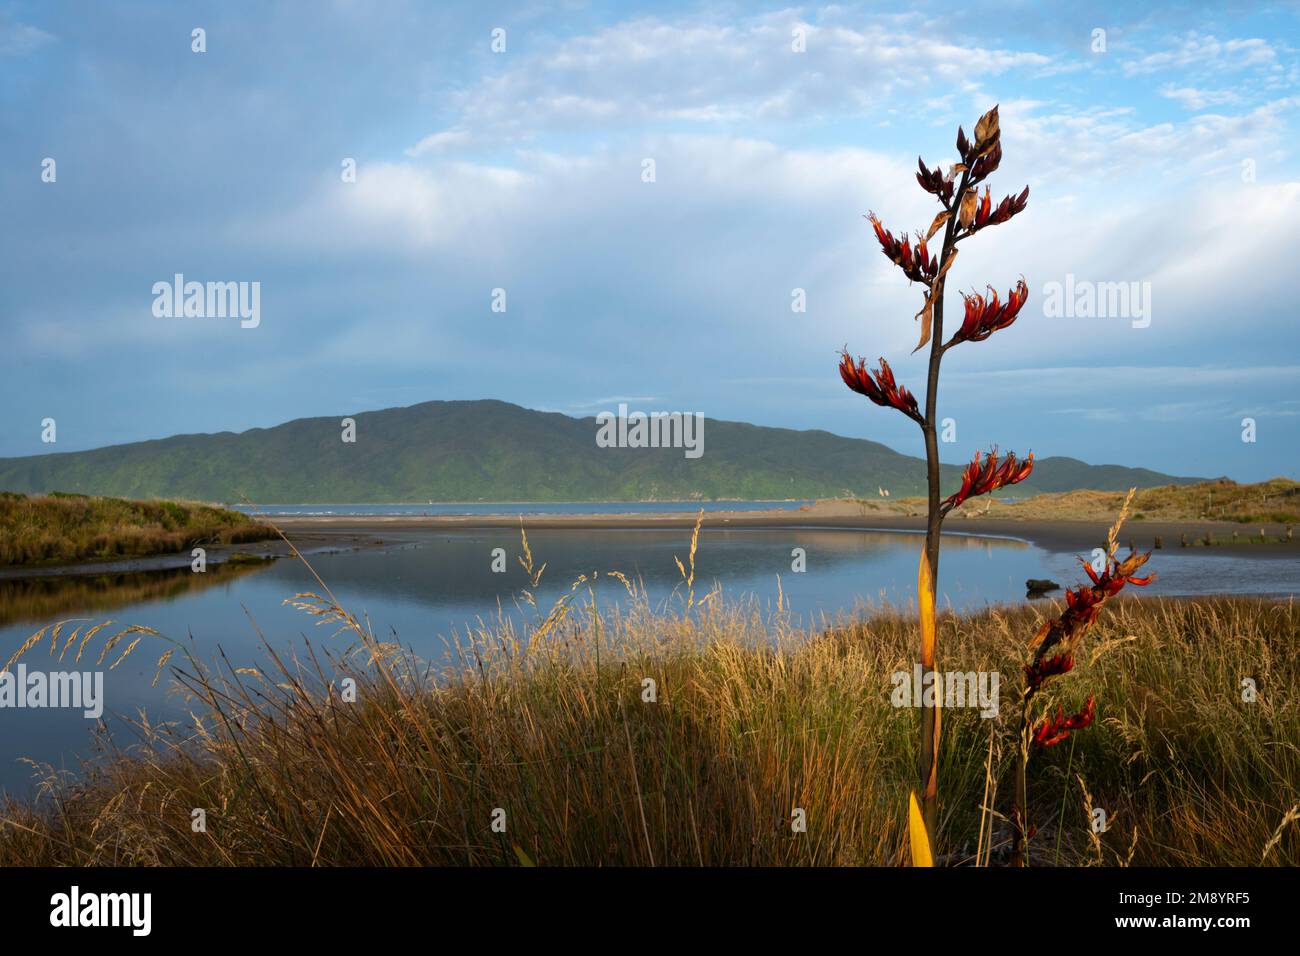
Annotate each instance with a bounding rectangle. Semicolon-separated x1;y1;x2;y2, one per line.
0;585;1294;866
0;491;275;567
1132;477;1300;523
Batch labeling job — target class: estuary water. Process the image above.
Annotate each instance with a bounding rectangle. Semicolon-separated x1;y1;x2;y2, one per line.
0;515;1296;795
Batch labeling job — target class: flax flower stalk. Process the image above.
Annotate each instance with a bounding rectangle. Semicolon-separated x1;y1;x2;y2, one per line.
839;105;1029;851
1011;490;1155;865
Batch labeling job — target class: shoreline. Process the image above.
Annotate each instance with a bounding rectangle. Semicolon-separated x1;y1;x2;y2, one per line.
4;501;1298;580
273;500;1300;556
0;531;387;581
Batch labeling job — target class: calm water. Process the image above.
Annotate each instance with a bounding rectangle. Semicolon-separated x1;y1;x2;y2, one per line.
235;500;814;517
0;525;1296;795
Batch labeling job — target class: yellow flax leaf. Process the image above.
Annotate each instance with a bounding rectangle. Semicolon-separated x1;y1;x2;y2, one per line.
909;790;934;867
918;550;936;668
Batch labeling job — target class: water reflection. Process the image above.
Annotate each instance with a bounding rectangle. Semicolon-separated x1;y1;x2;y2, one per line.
0;561;267;628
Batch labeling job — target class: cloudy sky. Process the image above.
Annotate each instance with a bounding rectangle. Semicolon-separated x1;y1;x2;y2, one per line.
2;0;1297;481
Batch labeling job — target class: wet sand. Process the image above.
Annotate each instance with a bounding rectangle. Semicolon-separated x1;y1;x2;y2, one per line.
268;500;1300;558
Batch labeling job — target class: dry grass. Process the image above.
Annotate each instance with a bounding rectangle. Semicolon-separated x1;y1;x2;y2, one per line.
849;477;1300;525
0;492;275;567
0;538;1294;866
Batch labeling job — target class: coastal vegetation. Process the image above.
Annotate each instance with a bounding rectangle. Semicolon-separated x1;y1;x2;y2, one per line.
0;578;1293;866
853;477;1300;527
0;510;1293;866
0;492;275;567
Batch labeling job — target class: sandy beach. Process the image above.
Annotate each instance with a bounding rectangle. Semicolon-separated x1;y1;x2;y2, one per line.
271;499;1300;557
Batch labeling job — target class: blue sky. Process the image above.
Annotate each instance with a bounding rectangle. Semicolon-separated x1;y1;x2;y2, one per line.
2;0;1297;481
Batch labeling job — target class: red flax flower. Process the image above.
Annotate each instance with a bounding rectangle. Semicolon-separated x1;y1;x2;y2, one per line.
1025;651;1074;692
839;351;922;420
956;126;975;165
951;279;1029;345
965;185;1030;233
915;157;955;203
867;213;937;285
1080;551;1156;593
1031;548;1155;663
942;447;1033;512
1033;696;1095;748
969;141;1001;183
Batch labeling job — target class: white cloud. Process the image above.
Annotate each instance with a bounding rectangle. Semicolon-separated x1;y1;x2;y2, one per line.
415;9;1057;144
248;110;1300;397
990;97;1298;187
1122;32;1279;76
405;129;473;157
282;160;534;251
1159;85;1242;110
0;17;53;56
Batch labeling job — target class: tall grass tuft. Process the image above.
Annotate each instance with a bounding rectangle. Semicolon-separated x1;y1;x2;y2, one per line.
0;492;274;567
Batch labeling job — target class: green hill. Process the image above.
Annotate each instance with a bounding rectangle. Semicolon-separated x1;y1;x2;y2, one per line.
0;399;1205;503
